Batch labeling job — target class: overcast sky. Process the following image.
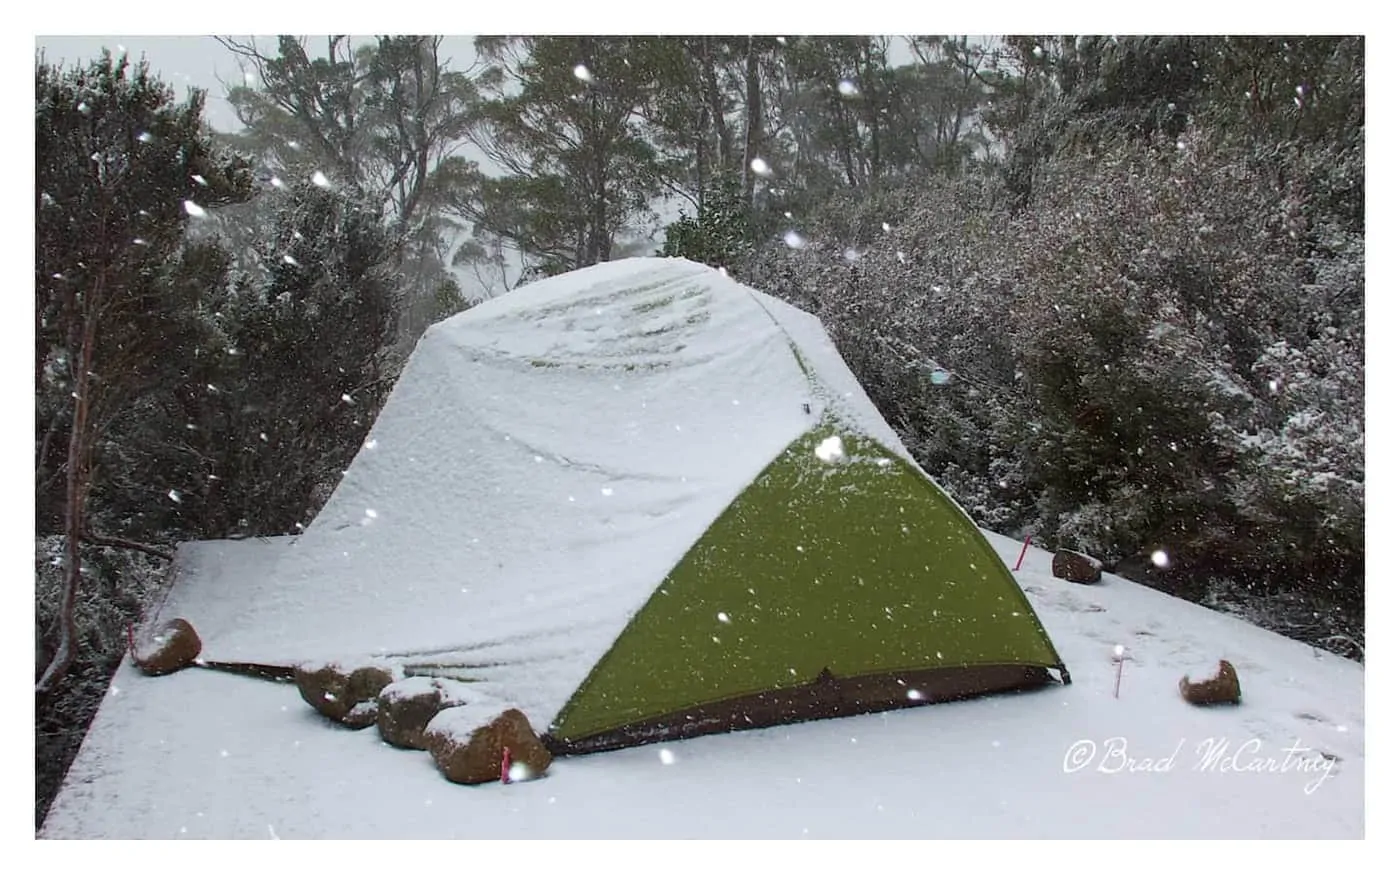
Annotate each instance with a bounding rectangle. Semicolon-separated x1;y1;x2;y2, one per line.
35;35;483;133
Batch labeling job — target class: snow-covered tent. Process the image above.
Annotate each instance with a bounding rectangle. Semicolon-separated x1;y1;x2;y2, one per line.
185;257;1068;751
43;258;1367;840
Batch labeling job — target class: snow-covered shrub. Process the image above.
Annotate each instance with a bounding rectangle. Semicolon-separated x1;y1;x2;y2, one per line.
35;536;168;828
741;122;1362;619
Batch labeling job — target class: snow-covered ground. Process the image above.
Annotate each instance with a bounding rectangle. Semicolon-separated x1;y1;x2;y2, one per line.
42;532;1363;839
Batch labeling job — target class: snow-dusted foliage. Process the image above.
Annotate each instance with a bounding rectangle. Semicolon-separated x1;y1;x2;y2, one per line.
662;177;755;270
743;124;1362;617
34;536;166;827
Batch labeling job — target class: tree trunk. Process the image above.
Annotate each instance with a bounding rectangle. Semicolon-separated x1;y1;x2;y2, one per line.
36;288;99;695
742;38;763;205
695;104;710;212
697;38;732;171
589;142;610;265
861;43;883;181
834;96;859;187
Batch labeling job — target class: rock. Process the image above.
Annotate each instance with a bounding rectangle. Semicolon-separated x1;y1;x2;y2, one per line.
1052;549;1103;584
296;662;353;721
134;618;202;676
424;705;552;785
343;700;381;730
347;665;395;703
296;661;397;727
1179;659;1242;706
377;676;476;750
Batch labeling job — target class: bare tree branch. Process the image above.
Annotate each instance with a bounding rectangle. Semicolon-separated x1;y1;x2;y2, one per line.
81;531;174;562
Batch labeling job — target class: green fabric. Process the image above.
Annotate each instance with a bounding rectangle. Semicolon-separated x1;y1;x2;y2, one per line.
550;421;1063;742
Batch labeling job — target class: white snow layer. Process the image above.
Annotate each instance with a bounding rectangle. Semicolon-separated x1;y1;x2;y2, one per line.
195;258;903;730
43;532;1363;838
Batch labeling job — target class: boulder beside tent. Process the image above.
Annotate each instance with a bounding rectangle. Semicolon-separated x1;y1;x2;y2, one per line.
93;257;1072;759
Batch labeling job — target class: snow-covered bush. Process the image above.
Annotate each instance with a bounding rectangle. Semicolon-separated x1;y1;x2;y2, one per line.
742;122;1362;619
35;536;167;827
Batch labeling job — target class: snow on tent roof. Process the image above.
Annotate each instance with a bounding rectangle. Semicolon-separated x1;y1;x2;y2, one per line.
194;256;1060;740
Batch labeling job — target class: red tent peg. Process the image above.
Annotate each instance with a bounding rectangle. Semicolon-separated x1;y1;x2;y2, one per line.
1013;535;1032;572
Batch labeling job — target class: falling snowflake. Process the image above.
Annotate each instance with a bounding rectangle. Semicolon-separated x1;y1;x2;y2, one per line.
573;64;592;82
717;611;731;624
838;79;859;97
191;174;208;186
168;489;182;503
364;508;378;519
658;748;676;765
750;157;773;177
1114;644;1125;658
311;171;331;188
896;251;906;263
1151;549;1170;569
1032;45;1044;58
270;176;285;189
907;689;925;701
282;254;300;266
601;487;614;496
843;248;861;263
183;200;207;218
364;438;379;450
783;230;806;249
341;393;354;404
882;221;891;232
